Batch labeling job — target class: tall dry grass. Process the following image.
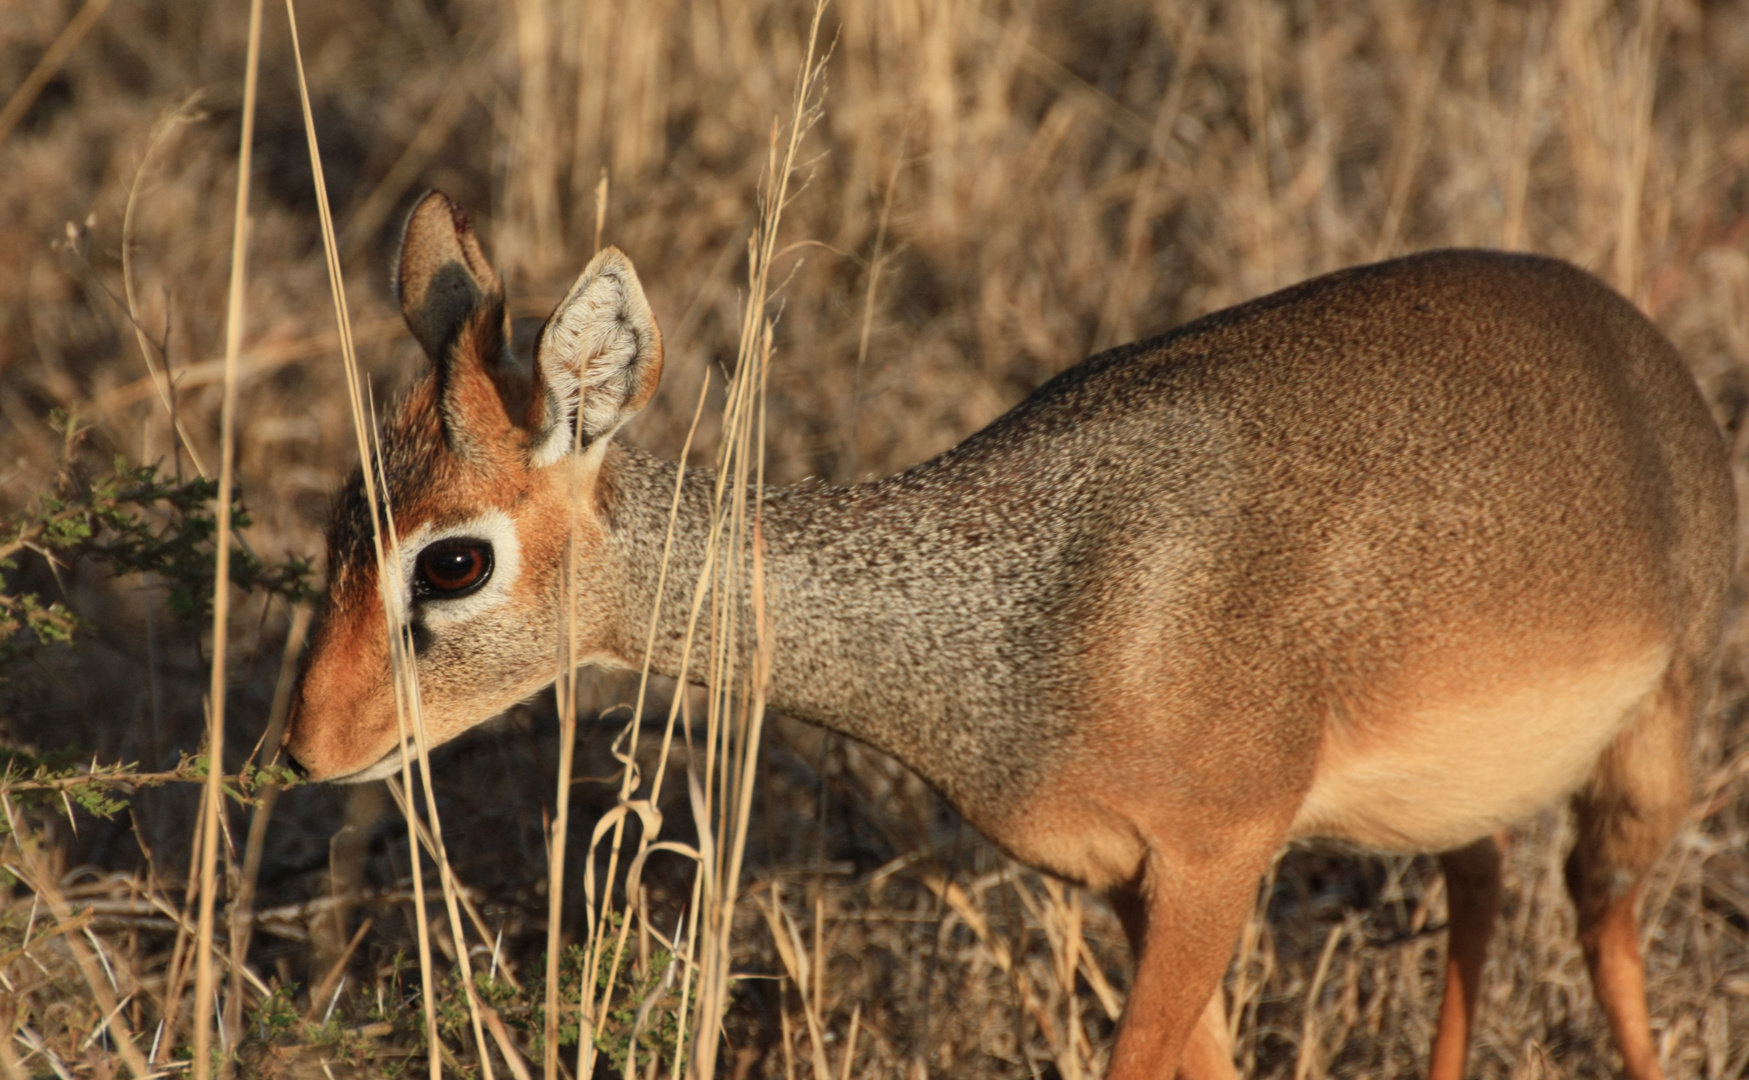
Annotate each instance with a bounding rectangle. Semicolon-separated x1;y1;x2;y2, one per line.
3;0;1749;1078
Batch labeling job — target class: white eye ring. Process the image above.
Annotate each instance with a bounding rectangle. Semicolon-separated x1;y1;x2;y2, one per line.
394;510;522;629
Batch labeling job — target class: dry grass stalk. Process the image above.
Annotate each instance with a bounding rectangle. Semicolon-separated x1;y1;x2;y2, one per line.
191;0;264;1074
1;794;150;1076
281;3;457;1076
552;8;831;1080
222;601;312;1048
119;95;211;478
678;12;830;1074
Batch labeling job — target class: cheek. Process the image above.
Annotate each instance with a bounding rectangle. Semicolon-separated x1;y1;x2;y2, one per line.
406;496;604;731
516;516;573;589
418;601;563;721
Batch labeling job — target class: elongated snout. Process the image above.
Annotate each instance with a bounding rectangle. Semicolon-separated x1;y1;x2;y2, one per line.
280;588;403;783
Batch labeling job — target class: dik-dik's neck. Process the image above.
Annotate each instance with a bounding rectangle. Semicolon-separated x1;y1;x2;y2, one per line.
591;444;776;681
590;443;1076;809
594;443;929;719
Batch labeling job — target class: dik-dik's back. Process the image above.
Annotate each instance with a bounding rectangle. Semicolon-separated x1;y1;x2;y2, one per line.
285;193;1734;1080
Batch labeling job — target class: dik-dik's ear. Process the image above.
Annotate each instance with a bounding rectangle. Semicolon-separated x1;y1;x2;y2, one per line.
396;191;527;456
530;247;664;465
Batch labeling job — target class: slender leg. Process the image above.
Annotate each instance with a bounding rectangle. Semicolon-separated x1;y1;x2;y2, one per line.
1572;881;1662;1080
1176;989;1237;1080
1565;675;1694;1080
1106;834;1277;1080
1427;833;1505;1080
1109;887;1236;1080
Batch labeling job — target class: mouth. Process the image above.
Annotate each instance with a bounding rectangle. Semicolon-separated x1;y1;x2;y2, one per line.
304;739;418;785
342;741;419;784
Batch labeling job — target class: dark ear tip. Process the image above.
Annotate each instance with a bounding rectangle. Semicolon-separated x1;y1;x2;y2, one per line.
397;193;505;359
398;192;471;280
403;191;457;239
409;189;474;240
395;191;451;304
398;192;481;253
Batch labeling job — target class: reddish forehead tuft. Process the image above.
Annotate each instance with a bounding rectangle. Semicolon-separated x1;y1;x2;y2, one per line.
323;363;532;599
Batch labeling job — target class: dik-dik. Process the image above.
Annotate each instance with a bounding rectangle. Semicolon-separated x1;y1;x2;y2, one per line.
285;191;1734;1080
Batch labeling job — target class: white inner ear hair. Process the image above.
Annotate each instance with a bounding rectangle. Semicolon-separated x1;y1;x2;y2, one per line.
532;263;650;467
393;508;524;631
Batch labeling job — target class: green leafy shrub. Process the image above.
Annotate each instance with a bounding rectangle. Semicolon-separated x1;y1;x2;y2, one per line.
0;410;313;816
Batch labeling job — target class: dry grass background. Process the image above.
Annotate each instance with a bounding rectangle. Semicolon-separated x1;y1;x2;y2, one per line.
4;0;1749;1076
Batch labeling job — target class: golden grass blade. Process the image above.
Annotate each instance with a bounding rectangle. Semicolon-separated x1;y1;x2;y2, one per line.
593;170;609;255
1611;2;1663;304
384;777;528;988
302;916;372;1024
838;1002;861;1080
119;95;210;477
365;475;442;1080
484;1007;536;1080
1242;0;1277;289
634;367;712;799
383;679;441;1080
383;749;498;1080
681;8;829;1075
568;368;713;1075
222;602;313;1048
279;3;454;1075
760;882;829;1078
545;319;585;1080
1292;918;1349;1080
192;0;264;1073
553;360;714;1079
157;802;209;1062
846;130;904;480
543;168;626;1080
543;579;577;1080
367;413;499;1080
383;525;499;1080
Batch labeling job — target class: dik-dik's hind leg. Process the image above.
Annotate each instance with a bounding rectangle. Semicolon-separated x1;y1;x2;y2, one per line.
1565;674;1696;1080
1107;829;1279;1080
1427;832;1505;1080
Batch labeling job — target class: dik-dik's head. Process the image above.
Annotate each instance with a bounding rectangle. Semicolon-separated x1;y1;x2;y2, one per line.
284;192;664;782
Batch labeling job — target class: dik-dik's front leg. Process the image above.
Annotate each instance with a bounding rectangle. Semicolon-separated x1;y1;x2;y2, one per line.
1107;821;1286;1080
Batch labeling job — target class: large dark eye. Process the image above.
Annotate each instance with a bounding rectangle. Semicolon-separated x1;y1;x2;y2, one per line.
415;540;493;598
